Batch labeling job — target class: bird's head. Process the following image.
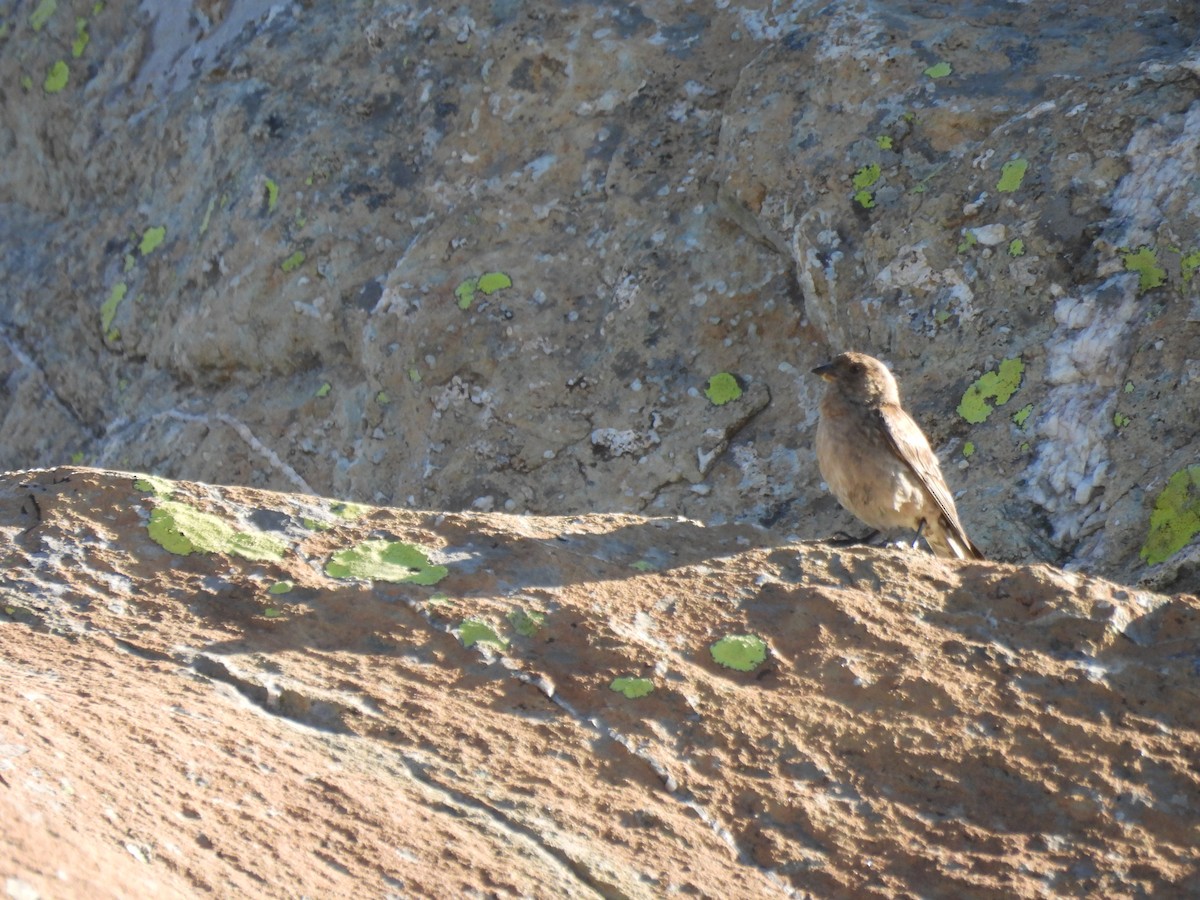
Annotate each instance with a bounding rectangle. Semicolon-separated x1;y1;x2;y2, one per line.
812;351;901;406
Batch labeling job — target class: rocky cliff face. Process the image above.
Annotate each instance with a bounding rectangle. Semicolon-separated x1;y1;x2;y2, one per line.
2;1;1200;589
3;467;1199;897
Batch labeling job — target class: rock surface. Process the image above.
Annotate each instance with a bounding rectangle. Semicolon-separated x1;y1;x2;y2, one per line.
2;1;1200;590
3;467;1200;897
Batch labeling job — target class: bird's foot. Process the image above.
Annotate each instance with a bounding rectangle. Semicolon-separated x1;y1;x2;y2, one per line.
824;529;880;547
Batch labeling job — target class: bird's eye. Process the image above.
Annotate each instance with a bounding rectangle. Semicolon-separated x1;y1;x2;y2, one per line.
850;363;864;374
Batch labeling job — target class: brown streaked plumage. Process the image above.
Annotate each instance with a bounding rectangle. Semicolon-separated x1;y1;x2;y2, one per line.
812;351;984;560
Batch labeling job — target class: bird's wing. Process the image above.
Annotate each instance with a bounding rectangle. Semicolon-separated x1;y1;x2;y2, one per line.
875;405;984;559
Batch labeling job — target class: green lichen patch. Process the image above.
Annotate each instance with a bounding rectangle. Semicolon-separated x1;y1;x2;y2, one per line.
148;500;288;561
875;135;893;150
1124;381;1135;394
630;559;656;572
265;178;279;212
1008;239;1025;257
924;61;952;78
263;607;282;618
1181;250;1200;283
315;381;332;398
268;580;294;595
459;619;508;650
281;250;306;272
1011;403;1033;428
957;231;978;254
962;442;975;458
852;164;881;190
1120;246;1166;292
375;390;390;406
100;282;128;337
711;634;768;672
997;158;1029;193
134;474;174;499
325;539;447;585
507;608;545;637
705;372;742;405
1140;466;1200;565
71;17;88;57
139;226;166;256
329;501;368;520
477;271;512;294
455;271;513;309
957;357;1024;424
43;60;68;93
30;0;57;31
610;676;655;699
1113;412;1131;429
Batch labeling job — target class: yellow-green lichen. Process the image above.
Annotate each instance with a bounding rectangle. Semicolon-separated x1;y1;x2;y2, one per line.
375;390;390;405
1008;239;1025;257
610;676;654;699
329;501;368;520
630;559;656;572
1140;466;1200;565
996;158;1028;193
1181;250;1200;283
1120;246;1166;292
962;442;975;459
957;230;978;254
407;367;421;383
852;163;881;209
711;634;767;671
507;608;544;637
100;282;127;338
1012;403;1033;428
43;60;68;93
1124;381;1135;394
705;372;742;405
139;226;166;256
455;271;513;309
281;250;305;272
875;135;893;150
459;619;507;649
148;500;288;561
325;539;447;585
1114;412;1130;429
265;178;279;212
924;61;952;78
268;580;293;595
957;357;1024;424
71;17;88;57
30;0;57;31
134;474;174;498
263;607;282;618
315;381;332;398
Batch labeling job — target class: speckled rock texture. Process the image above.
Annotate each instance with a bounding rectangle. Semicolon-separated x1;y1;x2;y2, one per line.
1;5;1200;584
2;467;1200;897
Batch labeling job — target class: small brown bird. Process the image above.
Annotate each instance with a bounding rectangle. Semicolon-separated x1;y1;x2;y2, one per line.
812;351;984;560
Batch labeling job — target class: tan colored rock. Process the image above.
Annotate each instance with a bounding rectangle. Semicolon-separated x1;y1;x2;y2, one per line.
3;467;1199;896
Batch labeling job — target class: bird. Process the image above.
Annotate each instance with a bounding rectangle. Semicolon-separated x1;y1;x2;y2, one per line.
812;351;984;560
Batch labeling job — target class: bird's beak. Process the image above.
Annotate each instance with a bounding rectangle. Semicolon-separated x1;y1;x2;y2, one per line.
812;363;835;382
